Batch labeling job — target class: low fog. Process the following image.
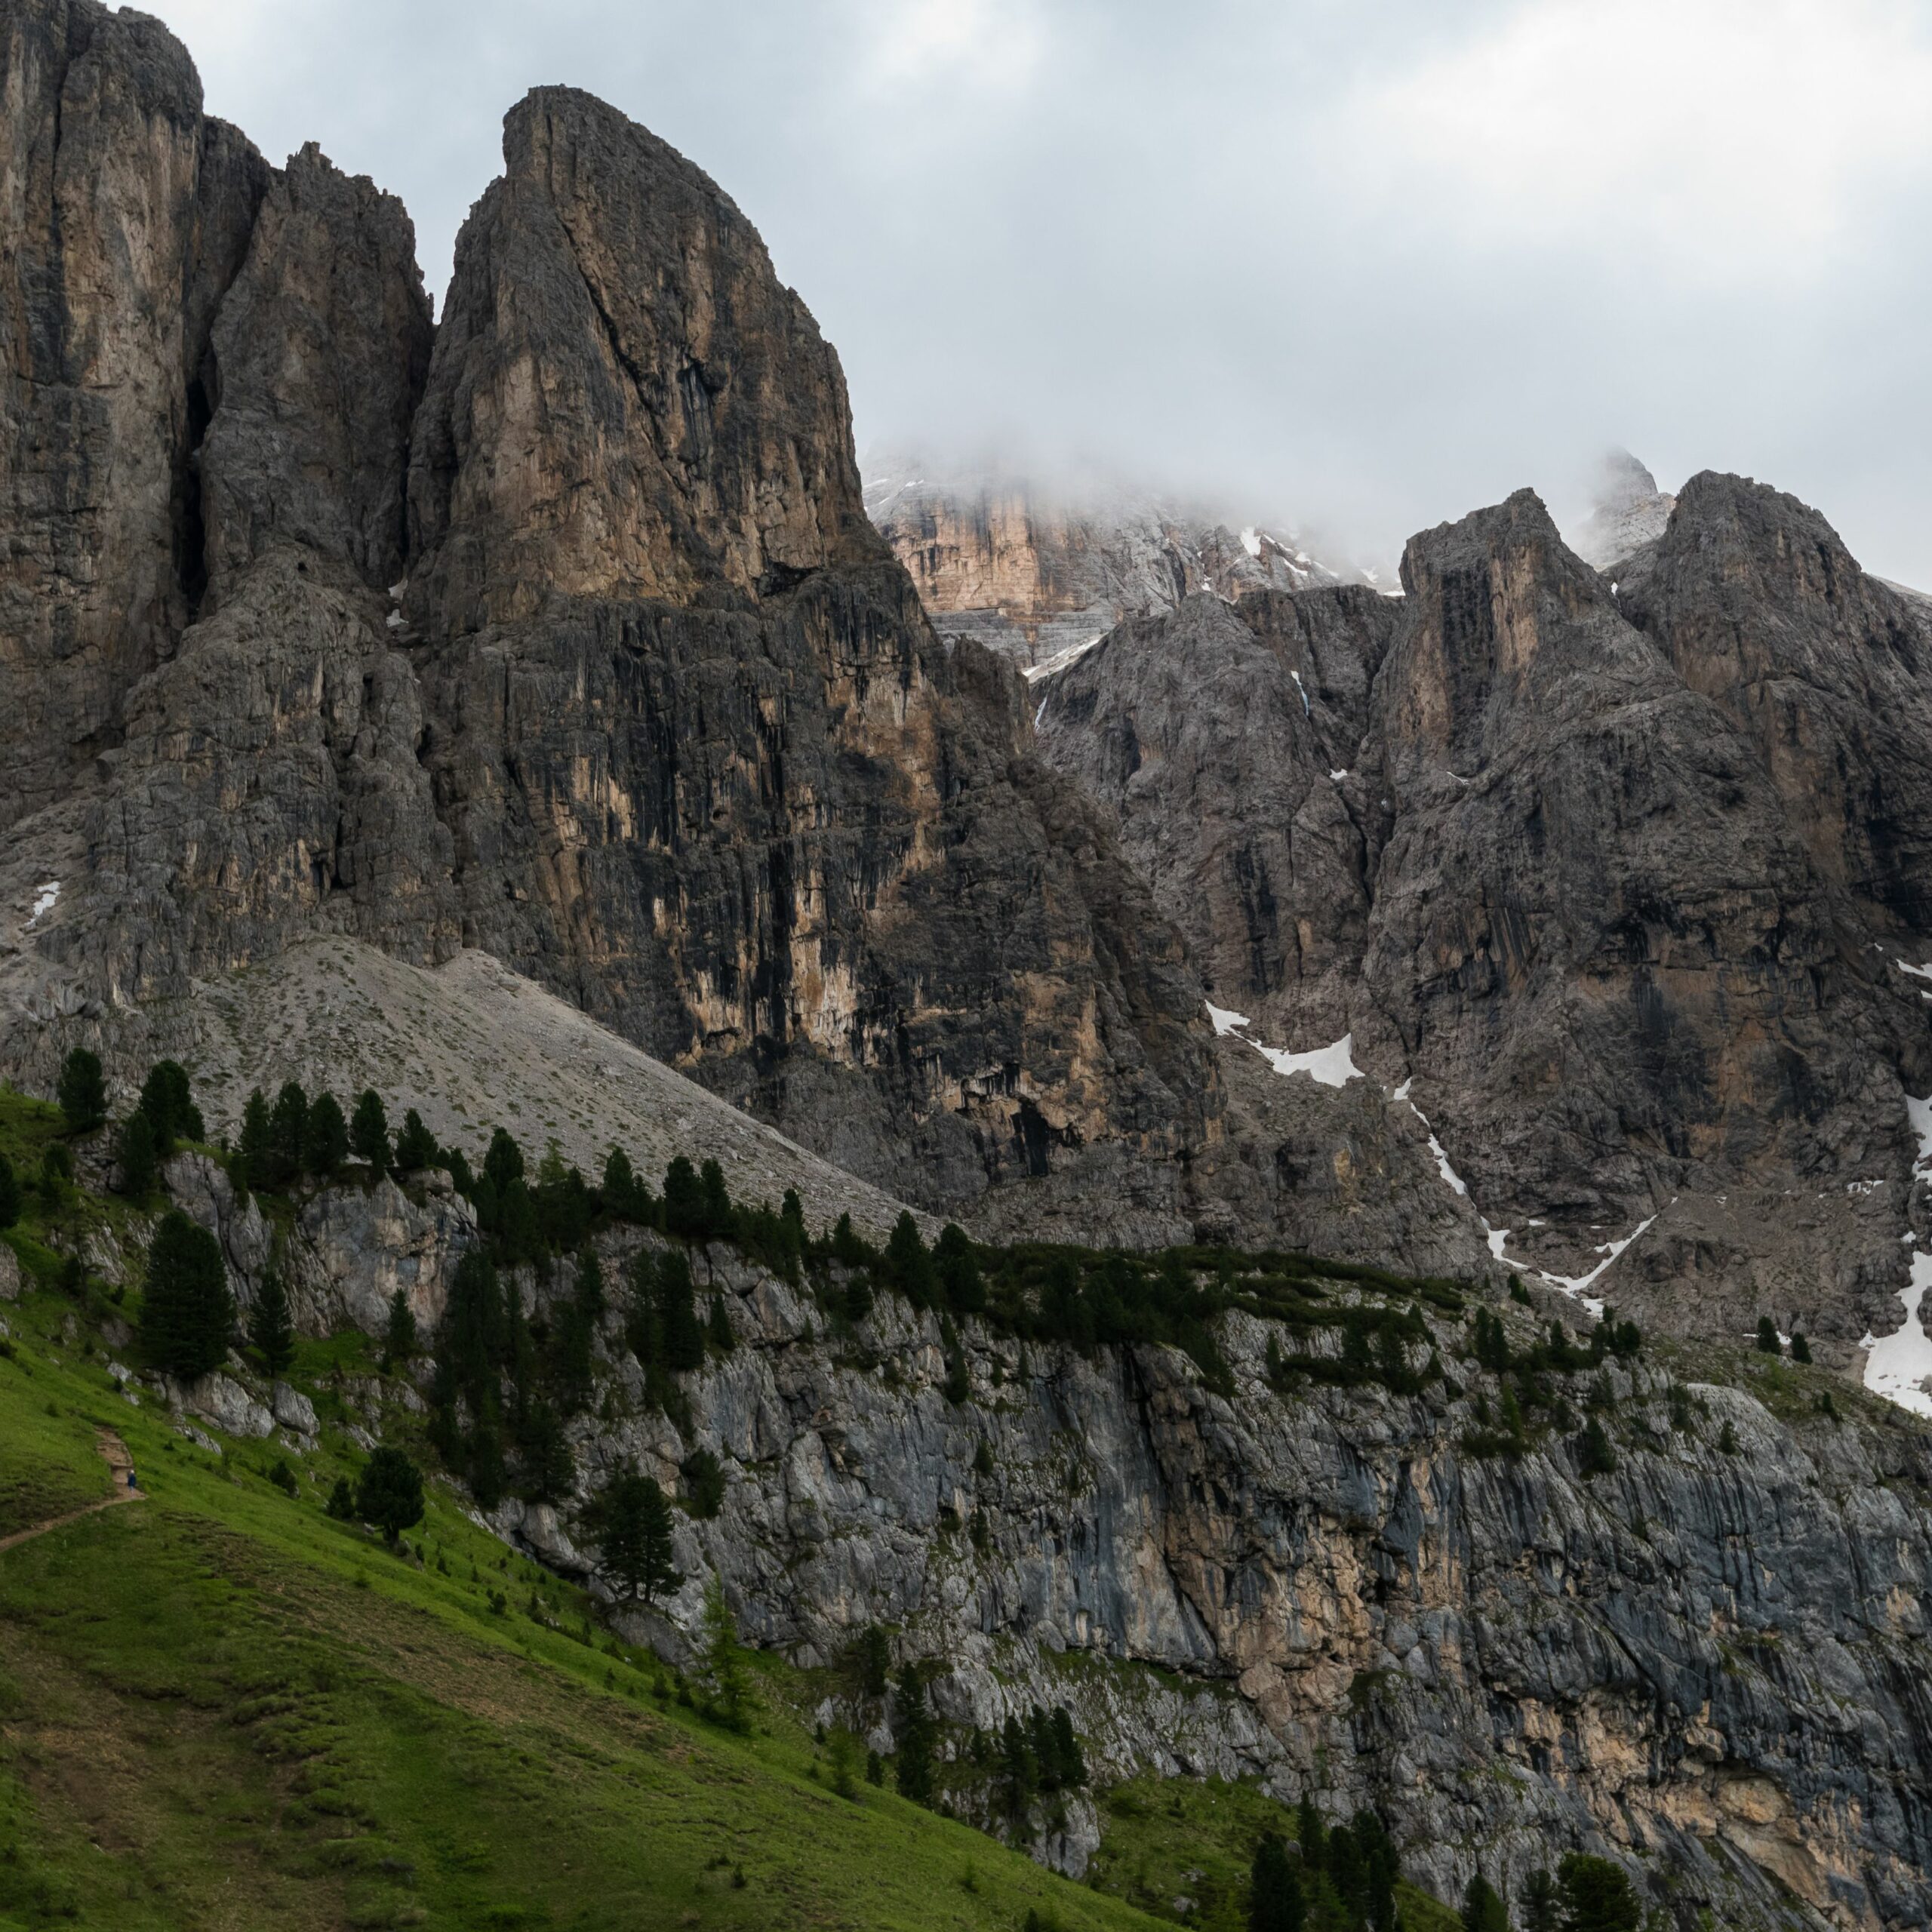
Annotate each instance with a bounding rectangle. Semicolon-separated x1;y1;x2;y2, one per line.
147;0;1932;583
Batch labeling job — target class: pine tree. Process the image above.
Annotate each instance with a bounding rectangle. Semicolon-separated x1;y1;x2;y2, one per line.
0;1154;18;1231
706;1291;736;1353
466;1413;506;1510
1756;1314;1782;1354
697;1571;755;1730
303;1092;348;1177
355;1445;426;1543
1049;1706;1086;1787
115;1109;158;1199
1719;1420;1740;1454
520;1400;577;1504
884;1212;937;1308
1790;1331;1812;1363
936;1222;986;1314
663;1155;704;1238
999;1712;1037;1814
381;1288;417;1371
1519;1869;1561;1932
658;1248;705;1372
850;1625;892;1700
697;1158;734;1240
601;1143;638;1217
595;1469;681;1601
575;1247;606;1321
483;1126;525;1195
349;1090;390;1173
893;1666;936;1804
139;1060;203;1152
139;1209;234;1379
237;1089;272;1186
1555;1854;1642;1932
392;1108;438;1174
266;1082;308;1187
1577;1416;1617;1478
248;1268;295;1378
57;1048;106;1133
1248;1833;1304;1932
1296;1795;1326;1869
325;1476;357;1520
1462;1872;1511;1932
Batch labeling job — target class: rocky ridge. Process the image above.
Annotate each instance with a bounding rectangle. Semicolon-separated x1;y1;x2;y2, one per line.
1036;483;1932;1367
863;458;1361;673
155;1164;1932;1931
0;0;1217;1238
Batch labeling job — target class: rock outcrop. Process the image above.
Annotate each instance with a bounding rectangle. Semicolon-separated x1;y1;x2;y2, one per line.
1039;485;1932;1352
1565;448;1676;572
0;12;1219;1232
864;458;1358;671
455;1220;1931;1931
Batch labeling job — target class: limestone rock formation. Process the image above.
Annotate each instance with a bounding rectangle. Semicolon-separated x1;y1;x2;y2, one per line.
0;20;1220;1234
1040;484;1932;1351
865;458;1357;671
1565;448;1676;571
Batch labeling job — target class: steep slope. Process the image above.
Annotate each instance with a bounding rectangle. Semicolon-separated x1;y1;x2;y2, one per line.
1039;487;1932;1355
0;8;1219;1235
866;459;1358;672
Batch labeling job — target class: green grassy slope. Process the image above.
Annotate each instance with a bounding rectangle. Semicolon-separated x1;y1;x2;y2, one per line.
0;1309;1173;1931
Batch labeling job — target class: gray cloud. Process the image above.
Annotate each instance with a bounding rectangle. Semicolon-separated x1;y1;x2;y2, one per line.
146;0;1932;582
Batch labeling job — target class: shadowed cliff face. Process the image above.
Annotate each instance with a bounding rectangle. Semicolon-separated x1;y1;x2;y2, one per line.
1038;487;1932;1349
0;31;1220;1229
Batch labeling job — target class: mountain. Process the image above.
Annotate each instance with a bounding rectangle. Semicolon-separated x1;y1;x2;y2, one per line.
1565;448;1677;571
864;458;1362;674
1037;485;1932;1364
0;1;1215;1237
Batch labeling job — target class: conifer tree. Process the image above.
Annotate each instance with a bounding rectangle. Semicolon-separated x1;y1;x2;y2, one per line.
697;1571;755;1731
392;1107;438;1174
658;1247;705;1372
595;1468;681;1602
266;1082;309;1187
1756;1314;1782;1354
575;1247;606;1321
1555;1854;1642;1932
1248;1833;1304;1932
521;1400;577;1504
601;1143;638;1217
381;1288;417;1371
57;1048;106;1134
663;1155;704;1238
349;1089;390;1173
303;1091;349;1177
884;1212;937;1308
139;1209;234;1379
1519;1869;1561;1932
115;1109;158;1200
237;1088;272;1184
936;1222;986;1314
1791;1331;1812;1363
0;1153;17;1231
139;1060;203;1152
1000;1712;1037;1814
1296;1795;1326;1869
1577;1416;1617;1477
893;1666;936;1804
483;1126;525;1195
248;1268;295;1378
706;1291;736;1353
1462;1872;1511;1932
355;1444;425;1543
697;1158;733;1240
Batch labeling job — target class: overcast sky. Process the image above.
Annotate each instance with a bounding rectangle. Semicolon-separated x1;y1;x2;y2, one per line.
146;0;1932;582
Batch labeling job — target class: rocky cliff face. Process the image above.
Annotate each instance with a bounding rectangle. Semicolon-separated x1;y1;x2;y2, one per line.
0;8;1217;1232
864;460;1356;672
168;1158;1932;1931
1039;486;1932;1358
1565;449;1676;572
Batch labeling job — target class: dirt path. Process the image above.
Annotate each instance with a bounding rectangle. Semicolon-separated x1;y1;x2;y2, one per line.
0;1428;143;1554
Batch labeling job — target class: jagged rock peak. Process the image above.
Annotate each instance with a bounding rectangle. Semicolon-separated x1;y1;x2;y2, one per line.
407;85;882;632
1566;445;1677;570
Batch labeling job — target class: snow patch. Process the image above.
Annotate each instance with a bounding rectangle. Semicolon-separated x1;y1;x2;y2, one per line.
1251;1033;1361;1089
1329;768;1349;781
26;881;58;928
1239;525;1261;558
1204;1002;1251;1038
1534;1218;1657;1319
1863;1251;1932;1419
1894;958;1932;982
1909;1094;1932;1178
1022;633;1105;683
1290;669;1311;718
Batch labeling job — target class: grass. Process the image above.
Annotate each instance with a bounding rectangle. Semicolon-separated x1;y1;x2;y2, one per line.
0;1268;1177;1931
